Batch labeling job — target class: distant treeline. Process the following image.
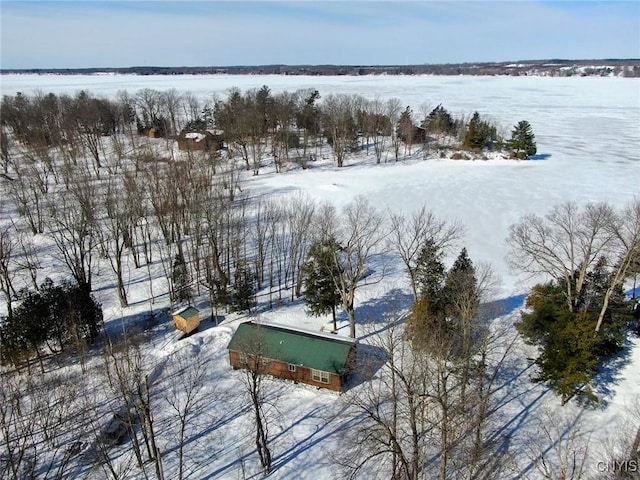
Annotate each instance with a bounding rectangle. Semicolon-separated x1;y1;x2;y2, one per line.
2;59;640;77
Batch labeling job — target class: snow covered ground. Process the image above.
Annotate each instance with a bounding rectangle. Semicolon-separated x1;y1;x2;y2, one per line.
1;74;639;479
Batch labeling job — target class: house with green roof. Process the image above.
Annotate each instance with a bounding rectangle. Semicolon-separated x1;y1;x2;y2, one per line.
227;321;357;392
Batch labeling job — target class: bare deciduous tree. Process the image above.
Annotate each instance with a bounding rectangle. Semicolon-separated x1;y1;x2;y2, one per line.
100;176;133;307
0;374;37;479
164;348;211;480
514;407;590;480
316;197;388;338
341;317;428;480
322;94;357;168
101;334;164;480
386;98;403;162
595;197;640;331
507;201;617;313
0;225;16;319
234;323;275;473
389;206;463;301
47;170;98;293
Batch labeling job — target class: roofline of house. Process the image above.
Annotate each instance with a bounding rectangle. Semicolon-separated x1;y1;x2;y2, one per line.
246;320;357;345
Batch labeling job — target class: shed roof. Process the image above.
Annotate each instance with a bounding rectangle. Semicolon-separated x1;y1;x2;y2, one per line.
184;132;206;141
173;306;199;319
227;321;356;374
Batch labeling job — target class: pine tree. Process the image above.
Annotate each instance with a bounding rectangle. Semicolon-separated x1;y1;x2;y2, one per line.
508;120;537;159
59;282;103;343
302;239;342;331
232;265;256;312
516;260;630;405
423;104;456;137
414;239;446;300
0;279;103;371
442;247;480;395
398;106;415;145
171;252;193;305
407;240;449;351
442;247;478;316
463;112;497;150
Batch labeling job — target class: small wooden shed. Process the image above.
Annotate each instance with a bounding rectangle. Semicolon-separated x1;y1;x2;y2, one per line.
172;306;200;334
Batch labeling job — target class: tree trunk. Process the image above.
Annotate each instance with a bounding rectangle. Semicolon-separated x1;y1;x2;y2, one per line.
630;423;640;460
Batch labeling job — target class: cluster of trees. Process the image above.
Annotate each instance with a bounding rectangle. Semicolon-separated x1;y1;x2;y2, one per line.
333;200;639;478
338;236;514;479
1;327;216;480
1;88;537;181
0;89;535;343
508;200;640;404
0;279;102;373
0;89;197;173
7;59;637;77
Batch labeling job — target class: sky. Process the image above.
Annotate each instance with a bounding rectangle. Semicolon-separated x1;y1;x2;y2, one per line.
1;1;639;69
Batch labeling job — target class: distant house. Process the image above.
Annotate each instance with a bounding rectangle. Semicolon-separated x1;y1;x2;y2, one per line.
177;131;223;152
400;125;428;145
143;126;163;138
227;321;357;392
172;306;200;334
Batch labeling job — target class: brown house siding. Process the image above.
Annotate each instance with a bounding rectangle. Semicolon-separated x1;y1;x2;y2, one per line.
177;133;223;152
229;350;344;392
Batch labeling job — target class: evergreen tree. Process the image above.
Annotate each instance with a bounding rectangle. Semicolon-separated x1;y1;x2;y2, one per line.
516;261;630;405
423;104;456;137
302;239;342;331
409;246;477;353
0;279;103;371
10;289;51;370
397;106;415;144
407;294;449;351
508;120;537;159
171;252;193;305
414;239;446;300
441;247;480;391
442;247;478;318
296;90;321;135
232;265;256;312
58;282;103;344
463;112;497;150
517;283;600;405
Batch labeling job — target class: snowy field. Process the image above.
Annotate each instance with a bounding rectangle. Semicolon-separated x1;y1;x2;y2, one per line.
1;74;639;479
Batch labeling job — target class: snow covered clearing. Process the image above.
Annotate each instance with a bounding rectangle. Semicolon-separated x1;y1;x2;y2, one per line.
0;74;638;479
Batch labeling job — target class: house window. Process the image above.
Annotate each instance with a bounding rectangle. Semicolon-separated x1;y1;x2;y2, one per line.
239;353;248;364
288;364;297;372
261;356;270;365
311;369;330;384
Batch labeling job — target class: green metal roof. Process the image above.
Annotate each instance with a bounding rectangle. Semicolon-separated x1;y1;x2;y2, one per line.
227;321;356;374
173;306;199;320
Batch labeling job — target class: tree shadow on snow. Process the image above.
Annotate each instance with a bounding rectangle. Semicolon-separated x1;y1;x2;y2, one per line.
269;408;361;477
527;153;551;161
354;288;413;338
592;333;635;409
102;308;170;341
345;342;388;390
481;293;528;319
